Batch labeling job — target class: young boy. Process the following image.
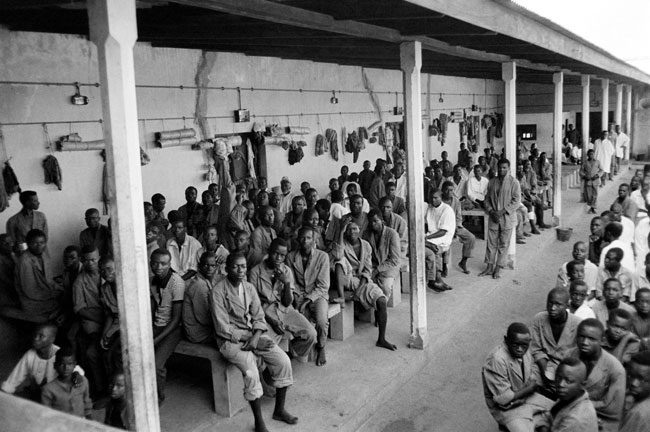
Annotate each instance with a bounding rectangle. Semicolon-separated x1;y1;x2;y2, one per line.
568;280;596;321
557;242;598;298
602;309;640;365
619;352;650;431
41;347;92;419
196;225;229;279
105;370;129;429
546;358;598;431
632;287;650;351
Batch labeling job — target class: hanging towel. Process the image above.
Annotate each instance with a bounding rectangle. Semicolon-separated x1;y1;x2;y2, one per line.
246;138;257;179
315;134;324;156
43;155;62;190
0;165;8;213
3;161;21;196
140;147;150;166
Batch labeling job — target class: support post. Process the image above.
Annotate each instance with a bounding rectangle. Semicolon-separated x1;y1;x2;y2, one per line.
502;62;516;268
552;72;563;225
581;76;590;148
88;1;160;430
615;84;623;128
626;85;633;134
400;41;427;350
601;78;609;131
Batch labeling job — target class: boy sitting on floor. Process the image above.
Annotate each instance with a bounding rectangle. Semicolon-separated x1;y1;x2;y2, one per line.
41;347;92;419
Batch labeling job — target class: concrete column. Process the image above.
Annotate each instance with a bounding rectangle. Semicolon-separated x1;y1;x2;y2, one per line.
601;78;609;131
581;76;590;146
552;72;563;225
502;62;516;267
87;1;160;430
400;41;427;350
615;84;623;128
626;85;633;135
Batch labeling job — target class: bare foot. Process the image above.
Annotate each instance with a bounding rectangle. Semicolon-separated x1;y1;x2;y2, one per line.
376;339;398;351
255;420;270;432
492;267;501;279
272;410;299;425
458;261;470;274
332;297;345;308
478;267;493;277
316;347;326;366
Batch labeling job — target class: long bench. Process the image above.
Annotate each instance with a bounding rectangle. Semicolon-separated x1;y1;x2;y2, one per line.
175;303;350;415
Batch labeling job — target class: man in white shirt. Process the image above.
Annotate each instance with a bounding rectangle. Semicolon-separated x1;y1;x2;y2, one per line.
634;218;650;273
609;204;634;248
569;280;596;321
465;165;489;208
166;217;202;281
599;222;635;275
425;190;456;292
278;177;298;217
393;162;407;200
631;177;650;220
615;125;629;163
594;131;615;184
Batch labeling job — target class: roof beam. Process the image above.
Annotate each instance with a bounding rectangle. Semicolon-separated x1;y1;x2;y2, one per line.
403;0;650;85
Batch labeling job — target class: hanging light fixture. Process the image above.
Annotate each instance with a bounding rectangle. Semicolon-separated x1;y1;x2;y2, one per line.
330;90;339;104
438;93;444;103
70;82;89;105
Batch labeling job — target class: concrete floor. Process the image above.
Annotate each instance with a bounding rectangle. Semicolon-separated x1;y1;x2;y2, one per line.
158;167;632;432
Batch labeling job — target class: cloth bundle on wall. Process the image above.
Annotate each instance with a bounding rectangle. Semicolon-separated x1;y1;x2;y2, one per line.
3;161;20;197
59;139;106;151
325;128;338;161
481;113;504;144
43;155;62;190
288;141;305;165
285;126;311;135
156;128;198;148
345;130;361;163
315;134;324;156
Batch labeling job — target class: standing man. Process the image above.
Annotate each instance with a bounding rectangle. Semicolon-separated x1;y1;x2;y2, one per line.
177;186;204;238
594;131;615;186
6;191;48;254
479;159;521;279
580;149;603;214
615;125;629;172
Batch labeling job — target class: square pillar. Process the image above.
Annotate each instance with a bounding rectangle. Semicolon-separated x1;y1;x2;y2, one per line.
502;62;516;268
400;41;428;350
615;84;623;128
601;78;610;131
552;72;563;225
581;76;590;147
626;85;633;135
88;1;160;430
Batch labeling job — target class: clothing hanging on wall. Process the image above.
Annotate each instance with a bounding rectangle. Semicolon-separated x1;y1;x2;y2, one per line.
325;129;338;161
3;162;20;197
43;155;62;190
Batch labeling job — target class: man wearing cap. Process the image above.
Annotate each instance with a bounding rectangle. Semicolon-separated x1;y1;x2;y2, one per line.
278;177;298;217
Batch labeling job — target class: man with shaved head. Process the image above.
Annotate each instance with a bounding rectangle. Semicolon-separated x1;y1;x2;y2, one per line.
482;322;552;432
546;358;598;431
619;352;650;431
530;288;581;392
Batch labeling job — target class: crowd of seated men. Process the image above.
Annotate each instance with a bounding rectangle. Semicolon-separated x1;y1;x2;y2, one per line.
482;164;650;431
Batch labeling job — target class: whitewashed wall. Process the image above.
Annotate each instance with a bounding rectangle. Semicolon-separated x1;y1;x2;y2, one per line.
0;29;503;272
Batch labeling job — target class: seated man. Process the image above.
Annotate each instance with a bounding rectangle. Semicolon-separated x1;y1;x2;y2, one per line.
182;252;218;344
442;180;476;275
465;165;488;209
602;309;640;365
385;182;406;219
304;188;319;212
196;225;229;279
596;248;636;302
231;229;263;272
544;358;598;432
329;190;349;220
632;287;650;351
530;288;581;390
15;229;62;321
177;186;204;238
0;234;17;306
251;206;278;259
248;239;316;361
166;218;202;281
151;193;169;230
98;256;122;379
569;319;626;432
425;190;455;290
149;248;185;403
79;208;111;258
568;280;596;321
286;227;331;366
340;194;369;238
325;178;339;202
364;209;401;303
72;246;105;397
556;242;598;297
588;217;605;265
591;278;636;328
378;197;407;259
619;351;650;432
599;222;635;275
343;183;370;214
331;221;396;351
211;253;297;432
482;322;552;432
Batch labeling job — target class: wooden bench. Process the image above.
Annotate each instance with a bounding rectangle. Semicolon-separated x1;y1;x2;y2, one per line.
461;209;488;240
329;302;353;341
173;340;246;418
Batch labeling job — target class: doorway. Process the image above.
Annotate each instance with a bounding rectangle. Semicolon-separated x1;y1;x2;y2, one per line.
575;110;614;143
